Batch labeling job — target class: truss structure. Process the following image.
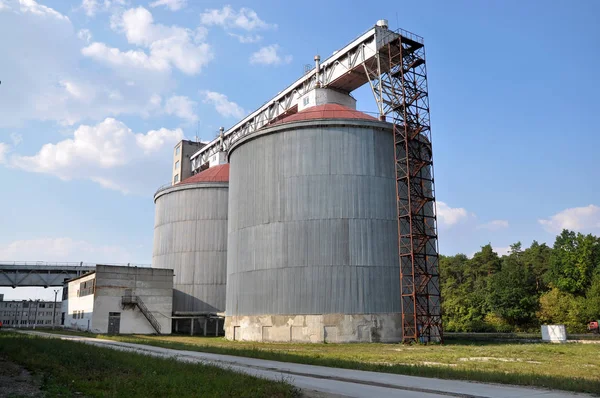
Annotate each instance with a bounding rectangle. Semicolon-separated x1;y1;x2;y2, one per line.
364;30;443;343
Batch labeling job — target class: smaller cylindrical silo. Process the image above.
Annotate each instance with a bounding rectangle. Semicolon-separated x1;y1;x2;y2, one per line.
153;164;229;317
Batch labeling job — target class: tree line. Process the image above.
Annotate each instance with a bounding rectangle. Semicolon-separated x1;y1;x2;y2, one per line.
440;229;600;333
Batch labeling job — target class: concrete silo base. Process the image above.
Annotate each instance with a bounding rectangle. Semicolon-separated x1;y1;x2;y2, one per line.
225;313;402;343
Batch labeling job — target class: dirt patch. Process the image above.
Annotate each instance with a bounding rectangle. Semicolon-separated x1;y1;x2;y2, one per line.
0;357;43;398
459;357;541;364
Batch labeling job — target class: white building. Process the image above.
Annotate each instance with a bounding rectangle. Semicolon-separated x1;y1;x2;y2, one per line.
62;265;173;334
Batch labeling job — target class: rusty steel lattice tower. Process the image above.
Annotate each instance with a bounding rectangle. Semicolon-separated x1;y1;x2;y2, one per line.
363;29;443;343
391;32;442;343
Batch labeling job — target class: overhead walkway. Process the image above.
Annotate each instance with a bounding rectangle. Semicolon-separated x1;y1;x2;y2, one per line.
0;262;95;287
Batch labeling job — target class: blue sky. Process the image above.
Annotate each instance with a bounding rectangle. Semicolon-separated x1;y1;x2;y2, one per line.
1;0;599;300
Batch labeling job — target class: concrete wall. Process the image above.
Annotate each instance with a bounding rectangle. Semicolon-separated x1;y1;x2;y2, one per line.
226;119;401;342
92;265;173;334
63;273;95;331
173;140;204;185
153;183;228;314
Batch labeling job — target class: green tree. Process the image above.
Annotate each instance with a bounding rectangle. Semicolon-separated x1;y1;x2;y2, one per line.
537;287;586;332
487;243;538;326
547;230;600;295
582;274;600;322
521;240;552;293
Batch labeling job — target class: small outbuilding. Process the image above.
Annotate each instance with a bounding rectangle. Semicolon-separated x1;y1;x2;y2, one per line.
62;264;173;334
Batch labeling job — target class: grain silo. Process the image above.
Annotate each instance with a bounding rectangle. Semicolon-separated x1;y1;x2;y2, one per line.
153;163;229;334
225;88;402;343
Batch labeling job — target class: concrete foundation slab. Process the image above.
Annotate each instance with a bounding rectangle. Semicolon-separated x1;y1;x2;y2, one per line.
225;313;401;343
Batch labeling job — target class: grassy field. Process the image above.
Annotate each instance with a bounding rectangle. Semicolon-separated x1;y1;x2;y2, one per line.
35;329;600;395
0;331;299;398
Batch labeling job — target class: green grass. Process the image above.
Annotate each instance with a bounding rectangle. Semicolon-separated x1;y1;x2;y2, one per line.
0;331;299;398
36;329;600;395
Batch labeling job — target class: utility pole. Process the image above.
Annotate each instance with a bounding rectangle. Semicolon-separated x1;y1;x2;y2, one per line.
53;289;59;329
27;300;32;328
19;300;25;328
33;300;39;330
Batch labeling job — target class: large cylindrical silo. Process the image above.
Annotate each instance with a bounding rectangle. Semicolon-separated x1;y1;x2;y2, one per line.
153;164;229;317
225;103;401;343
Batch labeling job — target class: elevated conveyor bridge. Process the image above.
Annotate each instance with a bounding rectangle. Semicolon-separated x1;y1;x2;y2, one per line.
1;262;95;287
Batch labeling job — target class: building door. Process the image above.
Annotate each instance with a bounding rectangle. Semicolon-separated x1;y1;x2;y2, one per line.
108;312;121;335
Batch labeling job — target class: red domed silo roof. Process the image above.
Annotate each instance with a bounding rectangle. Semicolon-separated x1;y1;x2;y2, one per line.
273;103;377;125
179;163;229;184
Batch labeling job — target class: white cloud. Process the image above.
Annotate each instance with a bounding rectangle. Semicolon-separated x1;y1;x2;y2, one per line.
82;42;171;72
493;246;511;257
165;95;197;122
0;142;9;164
200;5;275;31
149;0;186;11
0;1;174;127
85;6;213;75
80;0;126;17
7;118;183;194
10;133;22;146
136;127;184;154
77;28;92;43
81;0;99;16
0;237;132;263
249;44;292;66
18;0;69;21
201;90;245;119
228;32;262;43
436;201;469;228
477;219;509;231
59;79;95;101
539;205;600;233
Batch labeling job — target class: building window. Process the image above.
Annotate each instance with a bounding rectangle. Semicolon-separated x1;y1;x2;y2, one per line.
303;97;310;106
174;174;179;184
175;160;180;170
79;279;96;297
175;145;180;156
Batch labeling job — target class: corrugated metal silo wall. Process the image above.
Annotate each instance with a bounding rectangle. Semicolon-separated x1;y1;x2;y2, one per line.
153;184;228;313
227;120;400;316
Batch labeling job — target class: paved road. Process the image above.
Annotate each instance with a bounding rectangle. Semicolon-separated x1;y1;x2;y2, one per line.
17;330;591;398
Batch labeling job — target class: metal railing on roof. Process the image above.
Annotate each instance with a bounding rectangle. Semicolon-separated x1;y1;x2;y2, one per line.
0;261;150;268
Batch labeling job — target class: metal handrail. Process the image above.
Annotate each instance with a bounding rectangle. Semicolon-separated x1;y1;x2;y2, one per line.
135;296;161;334
0;261;150;267
154;182;173;197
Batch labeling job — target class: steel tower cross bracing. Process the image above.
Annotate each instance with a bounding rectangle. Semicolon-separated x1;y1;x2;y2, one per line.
392;34;442;343
363;29;443;343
